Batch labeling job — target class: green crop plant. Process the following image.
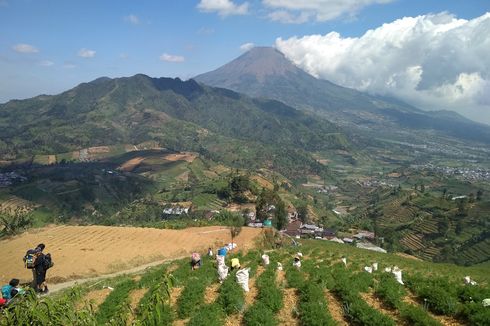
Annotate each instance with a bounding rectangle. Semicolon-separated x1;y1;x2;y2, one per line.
243;302;278;326
96;278;136;325
187;303;225;326
255;266;283;313
136;273;175;325
217;270;245;315
298;283;336;326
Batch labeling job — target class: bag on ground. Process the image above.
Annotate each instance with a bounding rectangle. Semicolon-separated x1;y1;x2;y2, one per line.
236;268;250;292
372;262;378;271
392;267;404;285
277;262;283;271
261;254;270;266
341;257;347;266
216;255;225;266
364;266;373;273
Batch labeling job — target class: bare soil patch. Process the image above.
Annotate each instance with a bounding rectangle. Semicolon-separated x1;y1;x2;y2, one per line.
164;152;197;163
80;288;112;311
119;157;145;172
278;288;299;325
0;225;262;285
204;282;220;304
360;291;404;325
324;289;348;326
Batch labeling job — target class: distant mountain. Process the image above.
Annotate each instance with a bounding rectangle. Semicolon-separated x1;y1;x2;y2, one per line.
0;74;348;177
195;47;490;144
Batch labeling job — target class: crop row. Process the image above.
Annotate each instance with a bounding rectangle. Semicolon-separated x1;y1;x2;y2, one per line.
243;264;283;326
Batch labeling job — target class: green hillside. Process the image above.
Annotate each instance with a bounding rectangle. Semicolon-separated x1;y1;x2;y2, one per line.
0;74;347;179
1;238;489;325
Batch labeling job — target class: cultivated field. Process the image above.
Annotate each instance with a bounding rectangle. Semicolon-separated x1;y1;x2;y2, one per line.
0;225;263;285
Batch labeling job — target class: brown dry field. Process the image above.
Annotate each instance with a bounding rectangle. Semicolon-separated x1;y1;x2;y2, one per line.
0;225;263;285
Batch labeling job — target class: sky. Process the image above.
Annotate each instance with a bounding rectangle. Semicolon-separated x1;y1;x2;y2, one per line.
1;0;489;123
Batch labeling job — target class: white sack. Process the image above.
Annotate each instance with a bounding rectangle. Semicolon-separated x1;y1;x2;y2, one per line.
483;298;490;307
392;267;404;285
384;267;392;273
277;262;283;271
341;258;347;266
364;266;373;273
218;264;229;282
297;252;303;257
464;276;471;284
262;254;270;266
372;262;378;271
216;255;225;267
236;268;250;292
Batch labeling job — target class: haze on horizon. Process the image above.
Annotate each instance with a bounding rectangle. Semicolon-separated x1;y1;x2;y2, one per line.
1;0;489;124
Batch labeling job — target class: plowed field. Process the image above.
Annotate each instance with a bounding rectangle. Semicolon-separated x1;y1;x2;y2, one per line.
0;225;262;285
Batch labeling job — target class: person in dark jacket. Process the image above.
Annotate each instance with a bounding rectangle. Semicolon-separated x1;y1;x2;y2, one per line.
23;243;45;291
35;253;53;293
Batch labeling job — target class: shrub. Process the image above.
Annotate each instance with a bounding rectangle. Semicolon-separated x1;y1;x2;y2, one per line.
375;273;406;309
285;265;304;289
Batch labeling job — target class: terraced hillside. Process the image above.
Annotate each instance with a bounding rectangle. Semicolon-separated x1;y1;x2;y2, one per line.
1;239;489;325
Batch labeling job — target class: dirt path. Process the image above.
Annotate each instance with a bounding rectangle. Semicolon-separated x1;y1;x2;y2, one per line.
403;294;463;326
277;269;300;326
324;289;349;326
127;288;148;325
204;282;220;304
0;225;262;285
360;292;404;325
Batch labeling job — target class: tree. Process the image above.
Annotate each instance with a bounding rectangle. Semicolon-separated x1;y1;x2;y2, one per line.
274;199;287;230
0;208;31;237
297;204;308;223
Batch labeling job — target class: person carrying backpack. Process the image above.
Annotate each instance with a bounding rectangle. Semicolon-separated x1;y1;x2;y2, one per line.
36;253;54;293
23;243;45;290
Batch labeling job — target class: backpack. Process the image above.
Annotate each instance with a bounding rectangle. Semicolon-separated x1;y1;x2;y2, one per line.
24;249;41;269
1;285;12;300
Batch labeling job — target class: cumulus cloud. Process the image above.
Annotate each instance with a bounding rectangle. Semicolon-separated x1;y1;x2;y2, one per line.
12;43;39;53
240;42;255;51
124;14;139;25
78;48;96;58
197;0;249;16
276;12;490;123
263;0;393;23
160;53;185;63
39;60;54;66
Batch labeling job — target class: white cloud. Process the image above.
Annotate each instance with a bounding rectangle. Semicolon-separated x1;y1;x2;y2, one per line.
63;62;76;69
263;0;393;23
12;43;39;53
78;48;96;58
239;42;255;51
276;12;490;123
160;53;185;63
197;0;249;16
124;14;139;25
39;60;54;66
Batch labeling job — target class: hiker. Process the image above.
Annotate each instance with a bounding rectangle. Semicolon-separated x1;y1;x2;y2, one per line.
1;278;25;304
293;256;301;268
36;253;54;293
23;243;45;291
191;252;201;270
208;247;214;257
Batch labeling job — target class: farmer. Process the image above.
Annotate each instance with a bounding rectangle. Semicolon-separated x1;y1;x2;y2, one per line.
191;252;201;270
207;247;213;257
231;257;240;270
293;256;301;268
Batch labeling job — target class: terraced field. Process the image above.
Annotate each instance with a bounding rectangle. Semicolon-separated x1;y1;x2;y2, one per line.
2;239;488;326
0;225;263;285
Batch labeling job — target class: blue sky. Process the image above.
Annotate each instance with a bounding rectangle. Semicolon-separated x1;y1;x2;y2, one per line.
1;0;489;122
